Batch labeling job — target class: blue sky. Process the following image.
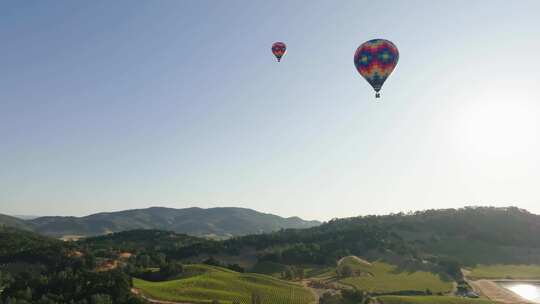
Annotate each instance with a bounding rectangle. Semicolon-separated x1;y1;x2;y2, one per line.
1;1;540;220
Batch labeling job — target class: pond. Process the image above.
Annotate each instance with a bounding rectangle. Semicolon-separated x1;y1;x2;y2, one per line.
499;282;540;303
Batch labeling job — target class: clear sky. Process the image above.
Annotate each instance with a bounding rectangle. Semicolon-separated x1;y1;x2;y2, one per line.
1;1;540;221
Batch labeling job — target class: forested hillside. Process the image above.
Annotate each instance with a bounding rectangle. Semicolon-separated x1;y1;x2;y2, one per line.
0;227;144;304
1;207;320;238
1;207;534;303
170;206;540;267
0;214;32;231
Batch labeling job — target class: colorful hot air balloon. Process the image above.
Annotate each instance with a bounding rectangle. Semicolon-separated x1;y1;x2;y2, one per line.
354;39;399;98
272;42;287;62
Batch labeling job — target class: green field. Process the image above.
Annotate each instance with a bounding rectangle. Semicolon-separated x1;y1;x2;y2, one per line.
468;264;540;279
338;257;453;293
250;261;335;280
304;265;335;280
378;296;496;304
134;264;315;304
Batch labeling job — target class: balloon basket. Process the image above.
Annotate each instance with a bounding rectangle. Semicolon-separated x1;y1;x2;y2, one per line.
375;93;380;98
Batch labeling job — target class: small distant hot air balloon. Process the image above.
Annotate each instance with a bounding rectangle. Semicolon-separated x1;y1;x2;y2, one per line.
272;42;287;62
354;39;399;98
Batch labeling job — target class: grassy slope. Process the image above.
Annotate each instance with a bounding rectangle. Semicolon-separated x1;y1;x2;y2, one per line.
134;264;315;304
469;264;540;279
250;261;334;280
0;214;33;231
304;265;335;280
378;296;496;304
338;257;453;293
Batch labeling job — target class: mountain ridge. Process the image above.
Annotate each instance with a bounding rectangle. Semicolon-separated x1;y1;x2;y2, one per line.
1;206;321;238
0;213;33;231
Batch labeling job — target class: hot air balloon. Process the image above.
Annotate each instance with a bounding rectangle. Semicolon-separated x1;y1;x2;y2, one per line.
272;42;287;62
354;39;399;98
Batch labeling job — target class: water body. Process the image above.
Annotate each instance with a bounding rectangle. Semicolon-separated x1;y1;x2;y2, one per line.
499;282;540;303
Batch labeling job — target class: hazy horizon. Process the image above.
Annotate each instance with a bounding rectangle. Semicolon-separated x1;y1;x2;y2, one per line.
6;204;539;222
2;1;540;221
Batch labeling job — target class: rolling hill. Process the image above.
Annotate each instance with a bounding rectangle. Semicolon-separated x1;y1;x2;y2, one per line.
337;256;453;293
0;227;143;303
4;206;539;266
170;206;540;268
2;206;539;304
9;206;320;238
134;264;315;304
0;213;33;231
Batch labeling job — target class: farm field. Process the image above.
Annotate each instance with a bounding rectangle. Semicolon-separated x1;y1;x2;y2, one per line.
468;264;540;279
134;264;315;304
378;296;496;304
338;257;453;293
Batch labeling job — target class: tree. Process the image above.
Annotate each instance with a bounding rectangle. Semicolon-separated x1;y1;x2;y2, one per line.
159;261;184;278
90;294;113;304
136;254;151;268
342;289;368;304
294;267;305;280
438;258;462;281
251;292;262;304
319;292;340;304
84;253;97;269
337;265;353;278
226;263;244;273
282;267;294;280
203;257;222;267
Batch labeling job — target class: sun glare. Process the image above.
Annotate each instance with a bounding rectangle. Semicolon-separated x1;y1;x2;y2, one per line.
452;90;539;160
506;284;540;302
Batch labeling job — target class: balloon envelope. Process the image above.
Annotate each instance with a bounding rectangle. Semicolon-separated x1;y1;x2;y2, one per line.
272;42;287;62
354;39;399;97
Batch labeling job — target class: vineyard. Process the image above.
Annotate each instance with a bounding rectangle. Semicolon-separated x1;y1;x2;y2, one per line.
338;257;453;293
134;264;315;304
468;264;540;279
378;296;496;304
250;261;335;280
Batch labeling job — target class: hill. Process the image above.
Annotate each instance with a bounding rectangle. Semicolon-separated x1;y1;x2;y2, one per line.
0;227;144;303
0;226;61;256
337;257;453;293
3;206;538;303
172;206;540;270
133;264;315;304
0;213;33;231
78;229;210;254
351;206;540;265
6;206;540;267
27;206;321;238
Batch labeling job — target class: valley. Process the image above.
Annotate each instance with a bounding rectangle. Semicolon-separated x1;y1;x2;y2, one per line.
1;206;540;303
